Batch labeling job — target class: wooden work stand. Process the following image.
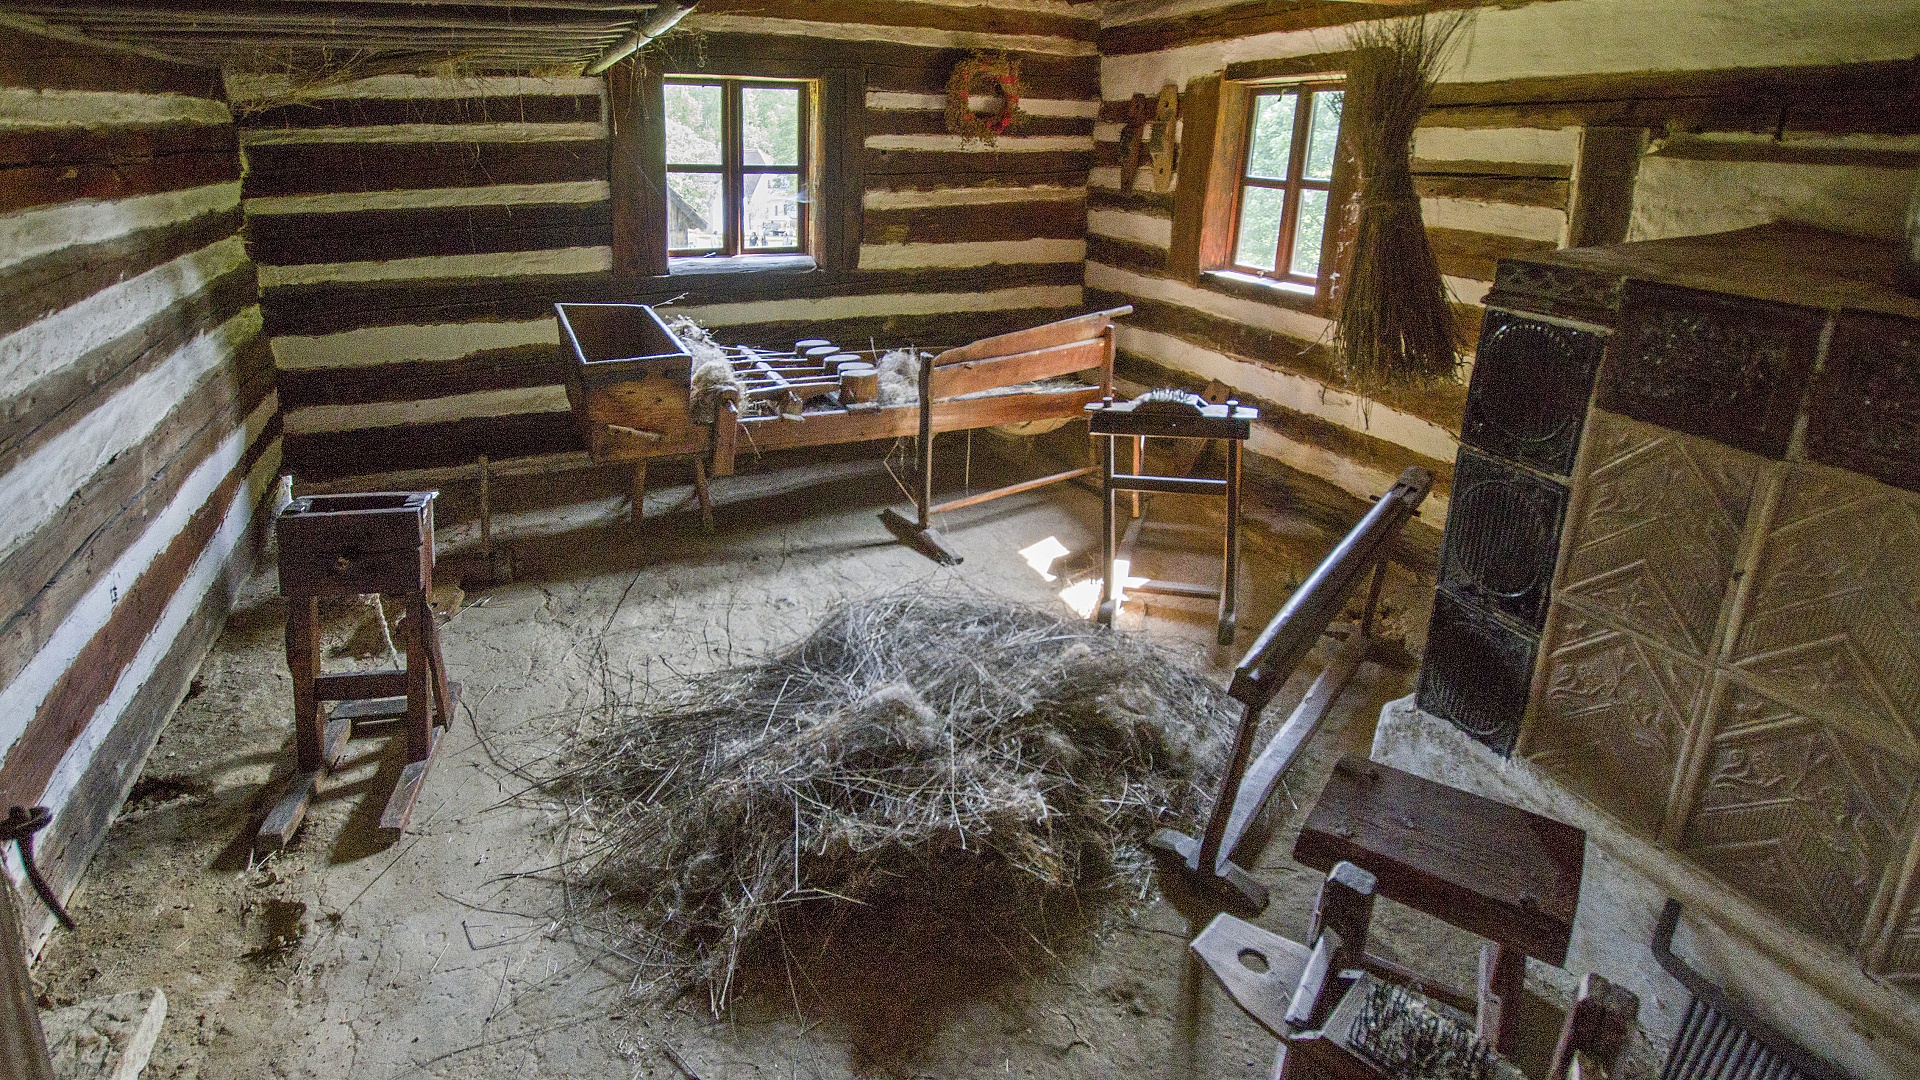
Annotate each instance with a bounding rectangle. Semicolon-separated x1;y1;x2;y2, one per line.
1086;390;1256;646
259;492;456;850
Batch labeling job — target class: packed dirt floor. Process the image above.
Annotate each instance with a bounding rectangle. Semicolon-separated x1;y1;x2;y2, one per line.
29;439;1594;1080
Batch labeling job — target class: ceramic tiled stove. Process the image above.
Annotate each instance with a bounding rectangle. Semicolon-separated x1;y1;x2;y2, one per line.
1404;223;1920;1074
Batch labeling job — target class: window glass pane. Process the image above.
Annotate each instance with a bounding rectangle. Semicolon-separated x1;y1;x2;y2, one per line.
1290;189;1329;277
744;173;801;250
1234;186;1286;271
1303;90;1342;182
1245;91;1297;180
665;82;721;165
667;171;724;251
742;85;801;168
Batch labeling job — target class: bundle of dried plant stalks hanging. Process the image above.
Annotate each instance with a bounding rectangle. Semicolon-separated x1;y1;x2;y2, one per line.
1335;12;1474;387
559;594;1236;1012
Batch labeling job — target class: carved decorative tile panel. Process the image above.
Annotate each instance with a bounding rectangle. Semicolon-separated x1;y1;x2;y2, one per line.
1557;411;1762;658
1417;587;1538;756
1598;282;1826;459
1679;674;1920;952
1729;464;1920;760
1462;311;1606;477
1525;600;1704;835
1437;448;1569;630
1805;312;1920;495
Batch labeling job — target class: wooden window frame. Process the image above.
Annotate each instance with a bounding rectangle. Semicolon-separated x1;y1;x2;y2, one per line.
1170;57;1358;315
608;58;863;282
664;75;815;259
1226;80;1342;288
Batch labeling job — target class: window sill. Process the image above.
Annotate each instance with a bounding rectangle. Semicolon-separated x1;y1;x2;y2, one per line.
668;254;817;277
1201;269;1325;314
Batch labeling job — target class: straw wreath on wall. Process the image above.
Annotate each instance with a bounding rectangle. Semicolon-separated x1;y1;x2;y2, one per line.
1335;12;1474;387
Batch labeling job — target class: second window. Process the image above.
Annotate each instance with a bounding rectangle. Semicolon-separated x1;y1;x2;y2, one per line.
1230;81;1344;287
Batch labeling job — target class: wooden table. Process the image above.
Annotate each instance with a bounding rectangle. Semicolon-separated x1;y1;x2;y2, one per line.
1292;755;1586;1051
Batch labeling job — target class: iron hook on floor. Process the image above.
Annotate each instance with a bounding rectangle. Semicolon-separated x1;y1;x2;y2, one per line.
3;806;73;930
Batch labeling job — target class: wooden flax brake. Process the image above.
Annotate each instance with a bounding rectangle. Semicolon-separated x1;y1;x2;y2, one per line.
879;305;1131;564
556;303;1129;544
1150;467;1432;912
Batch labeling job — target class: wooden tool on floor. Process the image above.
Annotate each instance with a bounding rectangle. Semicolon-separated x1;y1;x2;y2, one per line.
259;491;457;850
1148;468;1431;911
1192;855;1636;1080
1086;387;1257;645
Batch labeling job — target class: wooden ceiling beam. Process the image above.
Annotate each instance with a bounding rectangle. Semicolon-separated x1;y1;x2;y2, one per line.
9;6;639;33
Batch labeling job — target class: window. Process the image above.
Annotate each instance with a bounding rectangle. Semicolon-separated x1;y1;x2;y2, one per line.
1227;81;1343;288
664;77;811;257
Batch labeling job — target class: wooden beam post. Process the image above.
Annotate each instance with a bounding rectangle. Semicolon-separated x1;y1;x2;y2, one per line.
1568;126;1647;248
608;57;668;278
1;870;54;1080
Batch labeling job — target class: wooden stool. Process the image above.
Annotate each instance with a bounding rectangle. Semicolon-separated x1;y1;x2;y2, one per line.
259;492;456;850
1086;390;1256;645
1292;756;1587;1053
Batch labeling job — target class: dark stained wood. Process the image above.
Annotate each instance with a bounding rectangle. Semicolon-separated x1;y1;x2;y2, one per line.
0;122;239;214
285;410;580;479
286;596;322;772
1414;173;1569;209
260;261;1084;335
0;203;243;352
863;148;1091;178
1222;50;1355;85
313;669;408;701
0;262;256;459
0;417;270;809
823;65;867;273
862;198;1085;245
1411;158;1572;179
1294;756;1586;966
677;33;1099;100
277;344;563;409
1088;186;1172;217
1426;57;1920;136
865;108;1094;140
0;334;273;688
1100;0;1487;57
1428;226;1557;282
1085;233;1170;278
691;0;1097;42
607;58;666;278
240;137;606;196
243;93;603;130
1650;135;1920;169
245;199;611;264
1568;126;1645;248
0;24;221;96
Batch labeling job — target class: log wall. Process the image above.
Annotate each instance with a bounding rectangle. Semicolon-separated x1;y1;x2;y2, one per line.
241;1;1102;484
0;25;276;948
1091;0;1920;529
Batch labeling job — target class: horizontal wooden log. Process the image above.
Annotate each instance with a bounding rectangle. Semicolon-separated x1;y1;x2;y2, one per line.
0;334;273;683
246;200;612;265
0;414;272;810
1426;57;1920;136
0;24;222;96
276;343;565;409
864;108;1093;140
690;0;1097;42
242;93;604;130
241;137;607;197
1099;0;1487;57
864;171;1088;194
1088;187;1175;218
739;383;1102;454
681;33;1098;99
261;262;1086;335
1;260;257;461
862;198;1085;245
865;148;1091;177
1410;158;1571;180
0;122;239;214
1413;174;1569;209
1427;226;1557;282
284;410;578;480
1084;233;1169;279
0;204;242;342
